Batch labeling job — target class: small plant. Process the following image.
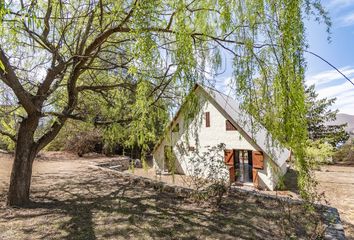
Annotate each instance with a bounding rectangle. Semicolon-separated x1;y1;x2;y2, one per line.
185;143;229;207
276;174;286;190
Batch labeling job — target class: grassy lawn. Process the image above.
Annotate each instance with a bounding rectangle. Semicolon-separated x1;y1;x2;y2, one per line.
0;153;326;239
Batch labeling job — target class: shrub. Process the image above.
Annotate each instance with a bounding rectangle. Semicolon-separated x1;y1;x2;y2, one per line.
184;143;230;207
333;140;354;164
46;120;94;151
64;130;103;157
305;140;334;165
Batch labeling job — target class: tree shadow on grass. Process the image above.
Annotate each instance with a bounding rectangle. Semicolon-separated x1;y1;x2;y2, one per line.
1;169;324;240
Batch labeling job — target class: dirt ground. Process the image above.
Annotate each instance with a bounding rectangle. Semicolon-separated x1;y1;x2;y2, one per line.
0;152;327;239
123;168;196;188
315;165;354;239
129;164;354;238
127;168;301;200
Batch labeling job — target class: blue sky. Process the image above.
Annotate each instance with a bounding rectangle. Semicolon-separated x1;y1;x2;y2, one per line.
305;0;354;115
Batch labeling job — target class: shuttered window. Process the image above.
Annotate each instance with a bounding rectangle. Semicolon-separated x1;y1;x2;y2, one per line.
252;151;264;169
226;120;237;131
205;112;210;127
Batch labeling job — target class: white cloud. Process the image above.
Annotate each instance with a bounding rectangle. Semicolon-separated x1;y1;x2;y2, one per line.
306;66;354;86
338;11;354;27
316;80;353;98
324;0;354;28
306;67;354;115
337;102;354;114
327;0;354;8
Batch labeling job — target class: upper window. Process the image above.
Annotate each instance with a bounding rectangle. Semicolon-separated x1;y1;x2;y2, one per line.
226;120;237;131
205;112;210;127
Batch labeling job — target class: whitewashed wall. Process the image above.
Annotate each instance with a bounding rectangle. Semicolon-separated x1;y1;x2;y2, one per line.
153;89;284;190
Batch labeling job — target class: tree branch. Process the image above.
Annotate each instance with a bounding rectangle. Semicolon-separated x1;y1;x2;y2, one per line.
42;0;52;39
35;119;65;151
0;129;16;142
0;47;37;114
77;83;133;92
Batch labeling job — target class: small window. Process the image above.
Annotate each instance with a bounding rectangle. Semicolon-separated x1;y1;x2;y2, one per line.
226;120;237;131
205;112;210;127
172;123;179;133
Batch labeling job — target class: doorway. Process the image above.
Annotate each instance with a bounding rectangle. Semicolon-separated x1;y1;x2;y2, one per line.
235;150;253;183
224;149;253;183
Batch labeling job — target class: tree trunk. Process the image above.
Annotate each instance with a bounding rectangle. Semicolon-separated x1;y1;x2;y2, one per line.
7;115;39;206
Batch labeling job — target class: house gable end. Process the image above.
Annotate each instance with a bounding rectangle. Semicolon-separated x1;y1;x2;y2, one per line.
152;84;290;169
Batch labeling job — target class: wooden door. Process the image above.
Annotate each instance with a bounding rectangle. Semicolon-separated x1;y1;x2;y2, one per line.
224;149;235;183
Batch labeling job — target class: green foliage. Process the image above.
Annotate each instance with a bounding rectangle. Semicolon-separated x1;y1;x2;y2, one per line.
233;1;330;200
164;145;177;174
0;118;15;150
305;85;349;146
305;140;334;165
46;120;95;151
275;174;286;191
0;106;23;151
128;81;160;153
99;81;169;157
333;140;354;164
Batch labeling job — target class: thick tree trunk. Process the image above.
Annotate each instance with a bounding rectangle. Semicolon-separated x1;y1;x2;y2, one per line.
7;115;39;206
7;146;36;206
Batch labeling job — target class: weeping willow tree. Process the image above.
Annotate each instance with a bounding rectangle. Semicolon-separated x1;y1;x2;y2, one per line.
0;0;329;206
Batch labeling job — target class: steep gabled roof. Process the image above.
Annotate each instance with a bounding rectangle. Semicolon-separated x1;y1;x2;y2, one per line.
153;84;291;167
198;85;290;167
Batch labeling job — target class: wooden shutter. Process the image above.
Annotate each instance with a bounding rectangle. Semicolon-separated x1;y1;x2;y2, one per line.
224;149;235;183
226;120;237;131
205;112;210;127
252;151;264;169
224;149;234;165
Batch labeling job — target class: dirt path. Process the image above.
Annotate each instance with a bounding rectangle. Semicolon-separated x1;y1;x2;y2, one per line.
316;165;354;239
0;152;110;192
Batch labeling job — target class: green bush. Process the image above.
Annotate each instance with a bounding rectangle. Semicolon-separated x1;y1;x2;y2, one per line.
0;107;20;151
46;120;95;151
333;140;354;164
305;140;334;165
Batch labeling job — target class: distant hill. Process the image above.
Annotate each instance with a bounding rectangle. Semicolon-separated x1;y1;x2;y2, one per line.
328;113;354;136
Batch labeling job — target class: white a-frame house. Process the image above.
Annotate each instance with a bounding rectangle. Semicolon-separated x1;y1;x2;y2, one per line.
152;84;291;190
